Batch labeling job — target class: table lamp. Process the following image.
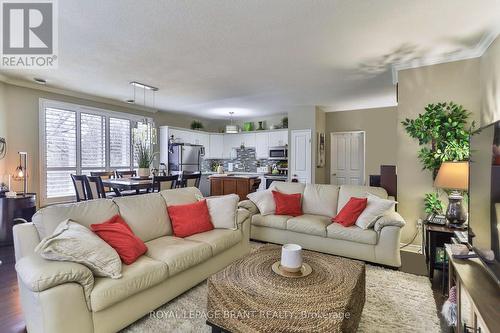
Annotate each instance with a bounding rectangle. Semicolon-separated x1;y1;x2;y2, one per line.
434;161;469;226
13;152;28;195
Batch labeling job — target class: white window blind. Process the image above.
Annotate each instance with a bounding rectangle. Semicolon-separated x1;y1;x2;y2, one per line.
81;113;106;168
40;99;153;206
110;118;131;167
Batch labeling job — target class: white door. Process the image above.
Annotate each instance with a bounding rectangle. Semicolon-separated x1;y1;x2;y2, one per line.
255;132;269;159
330;132;365;185
290;130;312;183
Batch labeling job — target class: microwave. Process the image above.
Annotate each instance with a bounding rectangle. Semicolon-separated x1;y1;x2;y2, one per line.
269;146;288;160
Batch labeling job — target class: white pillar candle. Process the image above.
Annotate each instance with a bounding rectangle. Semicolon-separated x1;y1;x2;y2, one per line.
280;244;303;272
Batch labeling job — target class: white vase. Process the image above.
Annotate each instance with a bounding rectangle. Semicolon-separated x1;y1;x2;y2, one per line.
138;168;150;178
280;244;303;272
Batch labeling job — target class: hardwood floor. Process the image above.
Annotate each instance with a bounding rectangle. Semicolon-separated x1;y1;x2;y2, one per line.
0;246;451;333
0;246;25;333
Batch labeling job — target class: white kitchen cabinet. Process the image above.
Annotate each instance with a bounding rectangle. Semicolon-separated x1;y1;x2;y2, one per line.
169;128;194;144
208;134;223;159
196;132;210;157
268;130;288;147
255;132;269;159
223;134;241;159
241;133;256;148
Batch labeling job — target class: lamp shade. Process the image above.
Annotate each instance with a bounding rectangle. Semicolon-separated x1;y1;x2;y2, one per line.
434;161;469;190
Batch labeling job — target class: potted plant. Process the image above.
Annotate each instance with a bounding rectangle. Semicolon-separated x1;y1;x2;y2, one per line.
190;120;204;130
136;142;154;177
402;102;476;211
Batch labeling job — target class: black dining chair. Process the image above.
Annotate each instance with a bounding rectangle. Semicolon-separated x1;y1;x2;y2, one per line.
87;176;108;199
71;174;92;202
116;170;137;178
152;175;178;192
179;172;201;188
90;171;115;194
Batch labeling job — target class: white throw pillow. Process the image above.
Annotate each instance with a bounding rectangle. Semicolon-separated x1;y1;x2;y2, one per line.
205;194;239;229
35;219;122;278
355;193;397;230
247;190;276;216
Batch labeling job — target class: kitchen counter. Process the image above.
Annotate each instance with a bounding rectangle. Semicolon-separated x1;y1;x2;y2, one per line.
209;174;259;179
210;175;261;200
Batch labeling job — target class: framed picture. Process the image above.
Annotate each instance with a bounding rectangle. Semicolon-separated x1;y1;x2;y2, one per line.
317;132;325;167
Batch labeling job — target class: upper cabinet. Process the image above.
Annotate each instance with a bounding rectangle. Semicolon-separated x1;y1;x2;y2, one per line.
161;126;288;161
255;132;269;159
268;130;288;147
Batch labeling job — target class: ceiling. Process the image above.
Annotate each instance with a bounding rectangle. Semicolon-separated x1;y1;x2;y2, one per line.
1;0;500;119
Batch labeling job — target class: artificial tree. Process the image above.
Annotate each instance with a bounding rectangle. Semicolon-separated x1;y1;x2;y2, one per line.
402;102;476;214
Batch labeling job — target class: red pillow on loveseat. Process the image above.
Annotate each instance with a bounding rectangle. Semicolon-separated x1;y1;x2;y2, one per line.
91;214;147;265
332;197;368;227
272;190;303;217
167;199;214;237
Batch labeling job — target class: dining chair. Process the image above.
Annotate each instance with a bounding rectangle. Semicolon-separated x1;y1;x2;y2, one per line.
179;172;201;188
116;170;137;178
71;174;92;202
90;171;115;193
152;175;178;192
87;176;108;199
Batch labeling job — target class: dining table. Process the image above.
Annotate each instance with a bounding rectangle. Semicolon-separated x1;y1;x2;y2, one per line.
101;178;154;196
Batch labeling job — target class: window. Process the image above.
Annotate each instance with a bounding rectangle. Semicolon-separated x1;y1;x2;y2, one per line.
40;99;153;206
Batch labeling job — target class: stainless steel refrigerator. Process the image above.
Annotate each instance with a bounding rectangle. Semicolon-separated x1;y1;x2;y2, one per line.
168;143;204;173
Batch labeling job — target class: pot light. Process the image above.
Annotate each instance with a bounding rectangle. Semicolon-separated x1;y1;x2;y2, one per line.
34;78;46;84
125;99;135;104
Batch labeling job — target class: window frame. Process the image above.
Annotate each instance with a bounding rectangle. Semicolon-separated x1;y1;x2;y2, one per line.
39;98;153;206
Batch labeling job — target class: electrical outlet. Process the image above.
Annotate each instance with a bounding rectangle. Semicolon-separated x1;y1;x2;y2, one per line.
416;219;423;229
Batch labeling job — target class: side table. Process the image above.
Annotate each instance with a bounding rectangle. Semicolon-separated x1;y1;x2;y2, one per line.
424;223;464;280
0;193;37;246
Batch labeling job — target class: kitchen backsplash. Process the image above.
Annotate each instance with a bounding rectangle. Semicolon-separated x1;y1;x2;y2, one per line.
201;148;277;173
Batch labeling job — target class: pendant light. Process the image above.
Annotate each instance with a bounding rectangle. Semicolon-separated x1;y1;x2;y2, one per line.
225;112;239;134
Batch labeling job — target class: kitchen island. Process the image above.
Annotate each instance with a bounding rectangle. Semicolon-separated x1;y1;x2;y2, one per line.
209;174;261;200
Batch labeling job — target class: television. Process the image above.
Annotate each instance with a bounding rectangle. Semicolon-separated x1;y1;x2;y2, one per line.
468;120;500;284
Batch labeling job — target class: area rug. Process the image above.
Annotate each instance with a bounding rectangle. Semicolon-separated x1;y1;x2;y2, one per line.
123;247;441;333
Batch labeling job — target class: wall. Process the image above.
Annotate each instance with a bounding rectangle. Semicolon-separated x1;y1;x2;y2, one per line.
315;107;326;183
0;82;207;203
0;82;6;177
324;106;398;185
397;59;482;244
288;106;316;183
480;36;500;127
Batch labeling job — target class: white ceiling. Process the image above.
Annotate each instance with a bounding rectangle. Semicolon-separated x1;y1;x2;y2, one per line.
2;0;500;119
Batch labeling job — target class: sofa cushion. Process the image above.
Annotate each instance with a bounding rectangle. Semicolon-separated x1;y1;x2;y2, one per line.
251;214;291;230
90;256;168;312
206;194;239;229
269;181;305;195
33;199;119;238
167;199;214;238
302;184;340;217
113;193;171;242
286;214;332;237
145;236;212;276
333;197;367;227
272;191;303;217
327;223;378;245
247;190;276;215
337;185;388;214
356;193;397;230
186;229;242;255
160;187;203;206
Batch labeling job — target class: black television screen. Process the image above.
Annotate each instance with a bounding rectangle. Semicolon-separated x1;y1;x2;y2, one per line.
468;120;500;283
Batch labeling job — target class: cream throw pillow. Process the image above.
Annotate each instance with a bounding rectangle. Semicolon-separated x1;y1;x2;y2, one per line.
247;190;276;216
35;219;122;279
206;194;239;229
355;193;397;230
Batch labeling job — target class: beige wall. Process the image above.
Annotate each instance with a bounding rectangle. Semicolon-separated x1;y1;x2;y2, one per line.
315;107;327;184
397;59;482;243
288;106;317;183
480;36;500;126
324;107;398;185
0;82;207;204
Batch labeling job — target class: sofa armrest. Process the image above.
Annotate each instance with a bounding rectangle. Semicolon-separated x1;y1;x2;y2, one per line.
374;211;406;232
236;208;250;226
15;254;94;310
13;222;41;261
238;200;259;215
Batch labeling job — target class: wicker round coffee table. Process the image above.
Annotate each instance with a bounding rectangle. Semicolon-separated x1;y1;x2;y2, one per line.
207;244;365;333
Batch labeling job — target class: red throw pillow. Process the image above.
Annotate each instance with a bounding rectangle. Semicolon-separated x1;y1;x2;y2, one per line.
272;190;303;217
332;197;368;227
167;199;214;238
91;214;147;265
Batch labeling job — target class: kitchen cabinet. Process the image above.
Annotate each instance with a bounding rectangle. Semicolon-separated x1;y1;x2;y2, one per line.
255;132;269;159
169;128;193;144
268;130;288;147
195;132;210;156
210;175;261;201
208;134;223;159
223;134;240;159
199;174;211;197
241;133;256;148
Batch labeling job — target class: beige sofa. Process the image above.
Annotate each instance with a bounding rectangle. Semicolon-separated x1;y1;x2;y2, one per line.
13;187;251;333
239;182;405;267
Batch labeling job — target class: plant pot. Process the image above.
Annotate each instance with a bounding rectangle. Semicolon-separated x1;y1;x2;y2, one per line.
138;168;150;177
